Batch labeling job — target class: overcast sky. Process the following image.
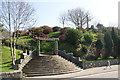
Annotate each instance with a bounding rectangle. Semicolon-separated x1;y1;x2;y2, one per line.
26;0;119;27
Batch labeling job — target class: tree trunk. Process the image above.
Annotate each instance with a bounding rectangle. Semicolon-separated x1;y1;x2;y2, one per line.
63;22;64;28
13;33;16;61
8;1;15;65
86;15;89;29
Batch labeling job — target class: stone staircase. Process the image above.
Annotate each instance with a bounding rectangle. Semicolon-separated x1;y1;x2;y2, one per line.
22;55;82;77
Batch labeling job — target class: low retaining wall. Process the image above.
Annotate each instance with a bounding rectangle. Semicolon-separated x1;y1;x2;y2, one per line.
0;50;36;79
82;59;120;69
0;70;22;80
58;50;120;69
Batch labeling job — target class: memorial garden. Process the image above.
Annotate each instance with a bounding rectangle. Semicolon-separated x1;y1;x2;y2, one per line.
0;1;120;79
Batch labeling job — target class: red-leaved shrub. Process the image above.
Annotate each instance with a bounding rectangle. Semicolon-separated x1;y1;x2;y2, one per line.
59;34;65;41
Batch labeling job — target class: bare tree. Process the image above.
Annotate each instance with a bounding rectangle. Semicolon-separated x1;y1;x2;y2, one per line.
1;0;36;65
59;13;67;28
66;8;92;28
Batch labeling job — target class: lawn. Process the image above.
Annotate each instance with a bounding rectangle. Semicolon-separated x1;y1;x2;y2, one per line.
0;46;23;72
6;36;34;47
47;31;60;38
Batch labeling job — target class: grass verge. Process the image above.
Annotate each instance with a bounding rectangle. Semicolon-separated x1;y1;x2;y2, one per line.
0;46;23;72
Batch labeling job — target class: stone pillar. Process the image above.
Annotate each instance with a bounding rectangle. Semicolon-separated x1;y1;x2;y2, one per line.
55;40;58;55
38;39;40;56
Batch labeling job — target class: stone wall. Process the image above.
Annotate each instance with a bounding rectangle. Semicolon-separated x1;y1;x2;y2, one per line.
0;70;22;80
58;50;120;69
82;59;120;69
0;50;36;79
58;51;83;68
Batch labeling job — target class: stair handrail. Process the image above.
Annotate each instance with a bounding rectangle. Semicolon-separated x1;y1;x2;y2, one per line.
19;50;36;70
57;50;66;54
57;50;83;68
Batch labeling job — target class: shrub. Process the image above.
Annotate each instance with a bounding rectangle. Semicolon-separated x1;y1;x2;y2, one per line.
59;34;65;41
104;31;113;58
32;34;48;38
35;27;44;36
74;45;88;58
95;39;103;50
20;32;29;36
28;27;37;35
41;41;54;54
59;27;69;34
84;35;92;45
59;42;76;53
111;27;119;58
65;28;82;45
28;27;44;36
118;37;120;57
81;46;88;55
41;26;53;34
40;34;49;38
95;39;103;59
52;26;61;32
82;30;97;46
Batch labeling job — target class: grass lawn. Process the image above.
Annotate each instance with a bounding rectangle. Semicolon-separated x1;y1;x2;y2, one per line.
6;36;34;46
47;31;60;38
0;46;23;72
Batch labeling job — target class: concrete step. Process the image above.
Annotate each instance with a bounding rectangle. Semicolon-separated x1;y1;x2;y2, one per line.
25;69;81;77
23;55;82;77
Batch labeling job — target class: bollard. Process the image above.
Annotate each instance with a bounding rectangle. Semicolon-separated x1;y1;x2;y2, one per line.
27;50;29;55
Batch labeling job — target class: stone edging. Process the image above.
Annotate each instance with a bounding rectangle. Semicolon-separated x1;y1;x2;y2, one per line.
0;70;22;79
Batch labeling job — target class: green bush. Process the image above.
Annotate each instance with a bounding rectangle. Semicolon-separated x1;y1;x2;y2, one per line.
82;30;97;46
75;45;88;58
59;42;76;53
104;31;113;58
95;39;103;50
84;35;92;45
118;37;120;57
40;41;54;54
81;46;88;54
41;26;53;34
52;26;61;32
65;28;82;45
111;27;119;58
59;27;69;34
95;39;103;59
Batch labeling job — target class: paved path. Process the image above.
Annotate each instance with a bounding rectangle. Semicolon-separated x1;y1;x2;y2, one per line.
24;65;119;80
75;70;118;78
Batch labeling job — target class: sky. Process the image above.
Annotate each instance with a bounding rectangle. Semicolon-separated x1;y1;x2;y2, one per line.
20;0;120;28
